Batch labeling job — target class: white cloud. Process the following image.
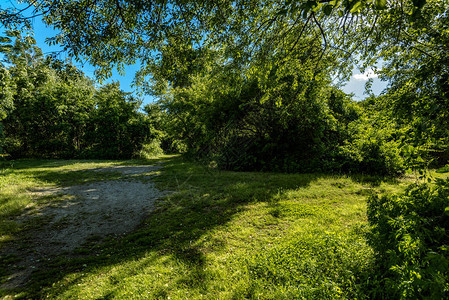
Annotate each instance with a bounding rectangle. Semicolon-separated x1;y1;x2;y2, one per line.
352;69;379;81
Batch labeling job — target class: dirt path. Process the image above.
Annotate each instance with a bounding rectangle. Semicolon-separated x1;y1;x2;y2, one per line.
1;165;165;290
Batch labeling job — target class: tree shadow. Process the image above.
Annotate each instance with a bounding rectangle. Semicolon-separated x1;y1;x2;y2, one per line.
2;156;173;171
0;157;389;298
1;157;172;188
348;173;401;187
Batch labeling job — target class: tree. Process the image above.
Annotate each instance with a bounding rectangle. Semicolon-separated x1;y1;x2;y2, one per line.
23;1;427;81
82;82;156;159
0;3;35;30
366;0;449;165
0;30;97;157
0;30;48;156
0;65;14;121
0;66;13;154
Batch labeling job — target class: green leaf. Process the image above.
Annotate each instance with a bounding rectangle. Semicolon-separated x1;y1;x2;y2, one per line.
445;207;449;216
305;0;318;9
412;0;426;9
323;4;334;16
350;1;363;14
374;0;387;10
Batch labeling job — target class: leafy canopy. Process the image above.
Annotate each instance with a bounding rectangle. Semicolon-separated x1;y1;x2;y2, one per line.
22;0;427;81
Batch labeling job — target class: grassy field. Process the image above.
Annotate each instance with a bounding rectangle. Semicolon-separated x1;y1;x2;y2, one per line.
0;156;446;299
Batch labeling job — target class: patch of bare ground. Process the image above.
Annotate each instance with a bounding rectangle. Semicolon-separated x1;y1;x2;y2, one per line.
1;165;165;290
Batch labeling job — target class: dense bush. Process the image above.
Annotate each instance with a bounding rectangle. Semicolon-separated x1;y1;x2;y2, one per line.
164;78;407;175
136;140;164;159
155;44;409;175
0;32;161;159
160;60;375;173
367;179;449;299
1;80;158;159
79;83;158;159
337;99;407;175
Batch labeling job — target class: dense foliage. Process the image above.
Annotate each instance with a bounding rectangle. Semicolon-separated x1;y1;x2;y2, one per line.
357;0;449;168
151;44;408;174
2;1;446;173
367;178;449;299
19;1;425;79
0;31;160;159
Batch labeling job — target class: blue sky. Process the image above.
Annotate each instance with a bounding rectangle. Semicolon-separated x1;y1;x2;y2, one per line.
1;0;152;103
341;69;388;100
27;12;152;104
1;1;388;105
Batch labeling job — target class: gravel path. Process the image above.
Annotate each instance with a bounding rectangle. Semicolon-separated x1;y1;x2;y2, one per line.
1;165;165;289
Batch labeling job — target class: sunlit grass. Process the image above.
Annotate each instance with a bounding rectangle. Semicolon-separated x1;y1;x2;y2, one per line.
1;157;445;299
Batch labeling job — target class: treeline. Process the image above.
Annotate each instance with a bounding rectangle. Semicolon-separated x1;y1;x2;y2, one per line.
1;29;447;175
149;46;443;176
0;31;162;159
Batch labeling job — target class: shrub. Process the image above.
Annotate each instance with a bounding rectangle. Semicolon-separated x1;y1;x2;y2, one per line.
338;135;405;176
366;179;449;299
136;140;164;159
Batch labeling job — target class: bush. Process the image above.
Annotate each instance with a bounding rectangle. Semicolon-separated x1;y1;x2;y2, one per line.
366;179;449;299
136;140;164;159
338;135;405;176
336;103;407;176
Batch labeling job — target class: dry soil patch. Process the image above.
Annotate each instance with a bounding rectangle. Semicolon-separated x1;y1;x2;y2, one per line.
1;164;165;289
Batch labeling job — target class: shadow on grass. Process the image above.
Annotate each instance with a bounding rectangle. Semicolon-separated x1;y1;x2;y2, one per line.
4;156;173;170
0;157;174;187
348;173;401;187
0;156;393;298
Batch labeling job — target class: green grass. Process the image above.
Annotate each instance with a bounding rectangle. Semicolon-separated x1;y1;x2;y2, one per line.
0;156;443;299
